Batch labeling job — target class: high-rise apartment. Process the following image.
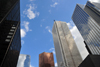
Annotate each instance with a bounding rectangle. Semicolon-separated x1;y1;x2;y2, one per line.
52;21;82;67
39;52;54;67
17;54;30;67
0;0;21;67
72;1;100;55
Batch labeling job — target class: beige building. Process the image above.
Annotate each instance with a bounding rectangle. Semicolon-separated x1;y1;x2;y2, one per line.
52;21;82;67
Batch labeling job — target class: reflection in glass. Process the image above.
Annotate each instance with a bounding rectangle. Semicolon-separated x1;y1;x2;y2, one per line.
72;1;100;55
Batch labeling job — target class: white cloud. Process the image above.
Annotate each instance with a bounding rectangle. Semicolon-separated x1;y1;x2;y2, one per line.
30;29;32;31
67;21;74;29
23;4;39;19
52;0;59;2
41;19;45;21
50;2;58;7
22;21;30;32
21;21;32;38
89;0;100;3
46;26;52;34
52;51;55;54
40;24;42;27
49;48;54;51
21;40;24;45
29;0;35;1
55;62;58;67
50;39;52;42
49;48;55;54
48;10;51;13
48;30;52;34
21;29;26;38
30;65;34;67
67;22;89;59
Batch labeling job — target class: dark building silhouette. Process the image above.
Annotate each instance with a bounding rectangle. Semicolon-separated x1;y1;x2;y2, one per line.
0;0;21;67
39;52;54;67
72;1;100;55
79;55;100;67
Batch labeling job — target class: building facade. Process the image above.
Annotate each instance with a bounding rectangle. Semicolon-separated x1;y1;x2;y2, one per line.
72;1;100;55
17;54;30;67
52;21;82;67
39;52;54;67
0;0;21;67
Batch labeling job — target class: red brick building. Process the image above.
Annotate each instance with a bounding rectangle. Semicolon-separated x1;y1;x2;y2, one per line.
39;52;54;67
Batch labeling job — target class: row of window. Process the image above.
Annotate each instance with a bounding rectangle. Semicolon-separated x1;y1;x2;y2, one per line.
10;25;21;51
74;5;100;54
86;1;94;7
86;1;100;17
72;4;100;54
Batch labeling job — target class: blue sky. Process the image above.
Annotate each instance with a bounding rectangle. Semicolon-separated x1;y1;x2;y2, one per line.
19;0;99;67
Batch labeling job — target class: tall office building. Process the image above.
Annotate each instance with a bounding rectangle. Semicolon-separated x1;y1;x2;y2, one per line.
72;1;100;55
0;0;21;67
52;21;82;67
39;52;54;67
17;54;30;67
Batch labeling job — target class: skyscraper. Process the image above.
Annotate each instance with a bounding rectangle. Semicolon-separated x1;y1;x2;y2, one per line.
0;0;21;67
72;1;100;55
39;52;54;67
52;21;82;67
17;54;30;67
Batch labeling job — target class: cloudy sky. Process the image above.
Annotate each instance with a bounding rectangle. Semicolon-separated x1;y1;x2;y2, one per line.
20;0;100;67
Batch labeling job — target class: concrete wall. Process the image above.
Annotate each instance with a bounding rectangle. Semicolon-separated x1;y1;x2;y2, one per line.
52;21;82;67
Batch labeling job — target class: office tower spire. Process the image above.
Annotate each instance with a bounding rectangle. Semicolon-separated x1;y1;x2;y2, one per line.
72;1;100;55
52;21;82;67
0;0;21;67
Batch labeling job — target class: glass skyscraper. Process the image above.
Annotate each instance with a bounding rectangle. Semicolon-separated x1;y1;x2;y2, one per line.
17;54;30;67
0;0;21;67
72;1;100;55
52;21;82;67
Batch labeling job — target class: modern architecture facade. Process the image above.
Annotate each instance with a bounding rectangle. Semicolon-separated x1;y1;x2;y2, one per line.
52;21;82;67
39;52;54;67
17;54;30;67
0;0;21;67
72;1;100;55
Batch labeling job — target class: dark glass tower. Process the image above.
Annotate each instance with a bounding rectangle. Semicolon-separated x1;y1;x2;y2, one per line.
0;0;21;67
72;1;100;55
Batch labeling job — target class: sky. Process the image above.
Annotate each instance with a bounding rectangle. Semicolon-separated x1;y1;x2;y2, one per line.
19;0;100;67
